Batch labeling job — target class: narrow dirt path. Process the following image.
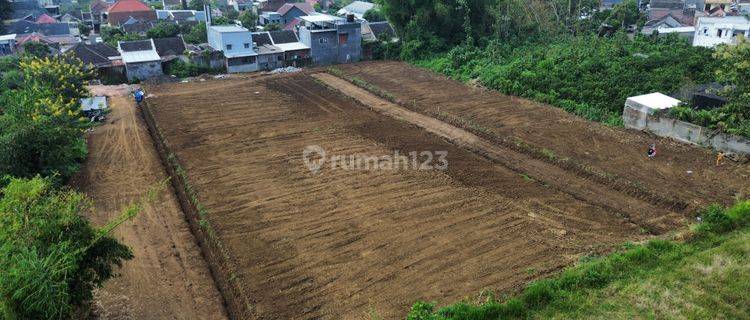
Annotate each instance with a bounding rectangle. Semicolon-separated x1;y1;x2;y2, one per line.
71;86;228;320
313;73;685;234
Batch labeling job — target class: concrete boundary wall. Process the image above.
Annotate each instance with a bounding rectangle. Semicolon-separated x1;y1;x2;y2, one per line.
624;103;750;155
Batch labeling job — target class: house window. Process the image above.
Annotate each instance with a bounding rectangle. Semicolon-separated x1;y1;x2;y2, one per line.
319;38;328;44
339;32;349;44
228;56;257;66
244;43;250;49
717;29;723;37
278;55;283;61
226;44;233;50
704;28;708;35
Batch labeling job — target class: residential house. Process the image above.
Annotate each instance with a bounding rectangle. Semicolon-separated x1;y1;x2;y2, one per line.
35;13;57;24
276;2;315;24
70;41;125;81
739;0;750;13
155;10;207;24
59;13;81;23
15;33;61;54
268;29;310;63
693;16;750;47
106;0;157;26
118;39;163;81
336;1;375;20
250;31;285;70
361;21;396;42
161;0;183;10
228;0;253;11
7;20;75;36
703;0;732;12
641;14;695;41
152;36;187;63
260;12;283;26
298;14;362;65
8;0;46;22
207;25;258;73
0;35;17;56
122;17;157;34
258;0;288;12
284;17;302;30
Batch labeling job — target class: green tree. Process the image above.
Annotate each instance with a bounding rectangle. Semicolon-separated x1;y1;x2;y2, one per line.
0;55;93;180
604;0;642;30
22;42;51;59
78;22;92;36
146;21;181;39
225;8;239;20
183;22;208;44
188;0;205;11
264;23;281;31
0;177;135;319
363;8;386;22
239;10;258;29
212;16;231;25
0;0;10;20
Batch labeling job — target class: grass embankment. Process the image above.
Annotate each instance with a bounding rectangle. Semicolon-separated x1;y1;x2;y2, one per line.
407;201;750;319
412;35;717;126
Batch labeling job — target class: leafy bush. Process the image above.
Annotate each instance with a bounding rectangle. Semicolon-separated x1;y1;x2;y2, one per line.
0;177;133;319
165;60;216;78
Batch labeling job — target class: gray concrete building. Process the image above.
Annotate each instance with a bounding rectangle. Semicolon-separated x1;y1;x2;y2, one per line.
118;39;163;81
298;14;362;66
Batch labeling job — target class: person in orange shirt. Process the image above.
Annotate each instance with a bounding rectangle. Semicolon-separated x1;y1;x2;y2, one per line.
716;152;725;166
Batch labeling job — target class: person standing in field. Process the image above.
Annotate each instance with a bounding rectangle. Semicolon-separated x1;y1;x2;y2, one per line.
716;152;725;166
647;143;657;159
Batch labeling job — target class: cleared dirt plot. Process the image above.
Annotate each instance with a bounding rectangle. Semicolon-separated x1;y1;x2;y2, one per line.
143;70;698;319
334;61;750;213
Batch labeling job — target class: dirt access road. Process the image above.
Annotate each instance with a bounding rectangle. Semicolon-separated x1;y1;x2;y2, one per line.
71;85;227;320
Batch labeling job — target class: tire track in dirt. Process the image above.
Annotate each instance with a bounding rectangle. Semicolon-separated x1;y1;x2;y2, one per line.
313;72;684;234
71;91;228;320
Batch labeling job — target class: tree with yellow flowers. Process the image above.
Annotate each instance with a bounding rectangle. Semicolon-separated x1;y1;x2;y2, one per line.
0;54;92;183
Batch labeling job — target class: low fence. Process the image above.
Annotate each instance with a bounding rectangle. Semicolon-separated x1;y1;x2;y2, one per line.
139;100;253;320
624;103;750;156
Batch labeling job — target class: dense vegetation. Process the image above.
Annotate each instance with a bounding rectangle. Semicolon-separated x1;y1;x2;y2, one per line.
407;201;750;319
377;0;749;137
0;53;138;318
0;177;134;319
670;39;750;138
415;35;717;125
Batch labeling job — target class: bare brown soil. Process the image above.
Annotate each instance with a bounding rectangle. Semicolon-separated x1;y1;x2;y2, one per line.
333;61;750;212
71;86;228;320
141;69;701;319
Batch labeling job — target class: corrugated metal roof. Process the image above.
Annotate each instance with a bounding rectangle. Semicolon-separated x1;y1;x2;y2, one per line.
80;96;108;111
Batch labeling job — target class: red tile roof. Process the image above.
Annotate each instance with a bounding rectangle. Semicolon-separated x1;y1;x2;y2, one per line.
277;2;314;16
108;0;153;13
284;17;301;30
35;14;57;24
